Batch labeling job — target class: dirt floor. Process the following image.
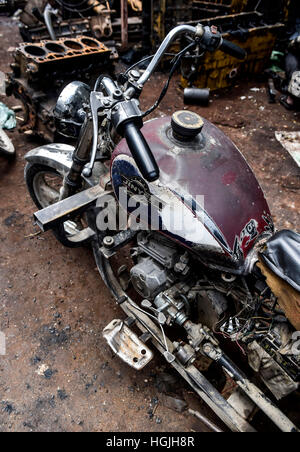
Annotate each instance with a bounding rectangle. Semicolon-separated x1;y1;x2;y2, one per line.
0;17;299;432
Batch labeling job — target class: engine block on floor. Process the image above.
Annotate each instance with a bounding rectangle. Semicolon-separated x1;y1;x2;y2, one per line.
6;36;113;142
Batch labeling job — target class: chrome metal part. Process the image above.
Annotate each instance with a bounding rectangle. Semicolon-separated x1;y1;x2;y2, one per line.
103;319;153;370
44;3;58;41
136;24;197;88
131;257;169;300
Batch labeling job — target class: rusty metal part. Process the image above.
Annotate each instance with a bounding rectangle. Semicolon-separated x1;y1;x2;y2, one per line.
247;340;299;401
257;260;300;330
128;0;142;12
202;342;299;432
6;36;112;141
33;184;105;232
226;388;256;421
93;247;256;432
181;12;284;91
16;36;110;67
18;0;139;50
188;408;224;432
121;0;129;50
87;0;113;39
91;7;113;39
160;394;188;413
103;319;154;370
93;234;298;431
20;17;94;42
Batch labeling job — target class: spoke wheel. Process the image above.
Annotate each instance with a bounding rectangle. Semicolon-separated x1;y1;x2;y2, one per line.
25;163;87;247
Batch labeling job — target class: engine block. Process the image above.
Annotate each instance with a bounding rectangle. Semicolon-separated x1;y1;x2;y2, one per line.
6;36;113;142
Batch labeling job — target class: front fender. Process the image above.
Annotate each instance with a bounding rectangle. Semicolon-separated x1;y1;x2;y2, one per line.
25;143;74;174
25;143;95;186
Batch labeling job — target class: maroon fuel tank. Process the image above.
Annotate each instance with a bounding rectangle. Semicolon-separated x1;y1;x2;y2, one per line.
111;113;274;274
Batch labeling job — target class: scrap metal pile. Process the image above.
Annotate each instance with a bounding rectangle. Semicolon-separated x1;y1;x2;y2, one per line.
6;0;144;140
4;0;297;139
149;0;289;90
18;0;143;49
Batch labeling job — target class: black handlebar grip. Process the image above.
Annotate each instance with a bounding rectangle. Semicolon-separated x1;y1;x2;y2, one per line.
219;39;247;60
123;122;160;182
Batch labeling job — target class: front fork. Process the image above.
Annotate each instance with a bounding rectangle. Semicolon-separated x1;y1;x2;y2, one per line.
60;115;94;200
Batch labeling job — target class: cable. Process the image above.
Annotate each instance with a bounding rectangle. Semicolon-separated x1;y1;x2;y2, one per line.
142;41;197;118
60;0;90;8
124;54;156;76
124;51;193;77
54;0;106;14
94;73;108;91
124;46;203;78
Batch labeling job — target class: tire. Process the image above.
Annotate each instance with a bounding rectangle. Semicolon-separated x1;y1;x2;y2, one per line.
25;162;86;248
0;128;15;160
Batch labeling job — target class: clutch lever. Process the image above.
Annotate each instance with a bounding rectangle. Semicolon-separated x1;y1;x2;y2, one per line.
82;92;117;178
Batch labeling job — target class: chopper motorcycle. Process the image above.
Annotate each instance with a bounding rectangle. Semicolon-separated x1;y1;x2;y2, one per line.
24;23;300;432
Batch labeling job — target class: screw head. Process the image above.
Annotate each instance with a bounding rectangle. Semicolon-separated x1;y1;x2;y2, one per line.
130;69;140;80
103;236;115;248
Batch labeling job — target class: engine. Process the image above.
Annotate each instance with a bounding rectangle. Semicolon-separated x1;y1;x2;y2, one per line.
130;231;299;402
130;232;188;300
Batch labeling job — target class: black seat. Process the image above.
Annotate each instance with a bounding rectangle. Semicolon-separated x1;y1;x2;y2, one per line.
260;230;300;293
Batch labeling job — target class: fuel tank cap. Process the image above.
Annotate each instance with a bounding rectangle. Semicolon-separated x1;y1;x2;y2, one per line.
171;110;204;141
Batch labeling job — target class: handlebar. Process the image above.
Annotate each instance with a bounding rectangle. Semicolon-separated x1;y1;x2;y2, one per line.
123;121;159;182
137;24;197;88
135;24;246;89
86;24;246;181
219;39;246;60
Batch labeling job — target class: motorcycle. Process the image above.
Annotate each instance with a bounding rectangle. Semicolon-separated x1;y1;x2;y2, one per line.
24;24;300;432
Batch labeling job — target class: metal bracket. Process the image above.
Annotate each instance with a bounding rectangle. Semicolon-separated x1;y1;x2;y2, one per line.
100;229;138;258
103;319;153;370
34;184;105;232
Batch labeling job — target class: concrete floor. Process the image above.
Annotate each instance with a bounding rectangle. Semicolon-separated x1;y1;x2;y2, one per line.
0;17;299;432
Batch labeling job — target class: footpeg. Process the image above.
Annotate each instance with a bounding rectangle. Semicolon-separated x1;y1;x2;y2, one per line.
103;319;153;370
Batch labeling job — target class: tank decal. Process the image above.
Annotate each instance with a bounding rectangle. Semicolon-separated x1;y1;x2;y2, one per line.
233;213;274;260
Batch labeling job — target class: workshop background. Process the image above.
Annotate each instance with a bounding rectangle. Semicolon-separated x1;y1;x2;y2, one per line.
0;0;299;432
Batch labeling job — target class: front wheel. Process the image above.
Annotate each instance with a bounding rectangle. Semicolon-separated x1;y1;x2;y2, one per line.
25;162;88;248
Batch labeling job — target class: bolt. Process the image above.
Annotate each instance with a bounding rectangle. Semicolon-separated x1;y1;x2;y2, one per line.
130;69;140;80
113;89;123;100
202;343;213;355
103;236;115;248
